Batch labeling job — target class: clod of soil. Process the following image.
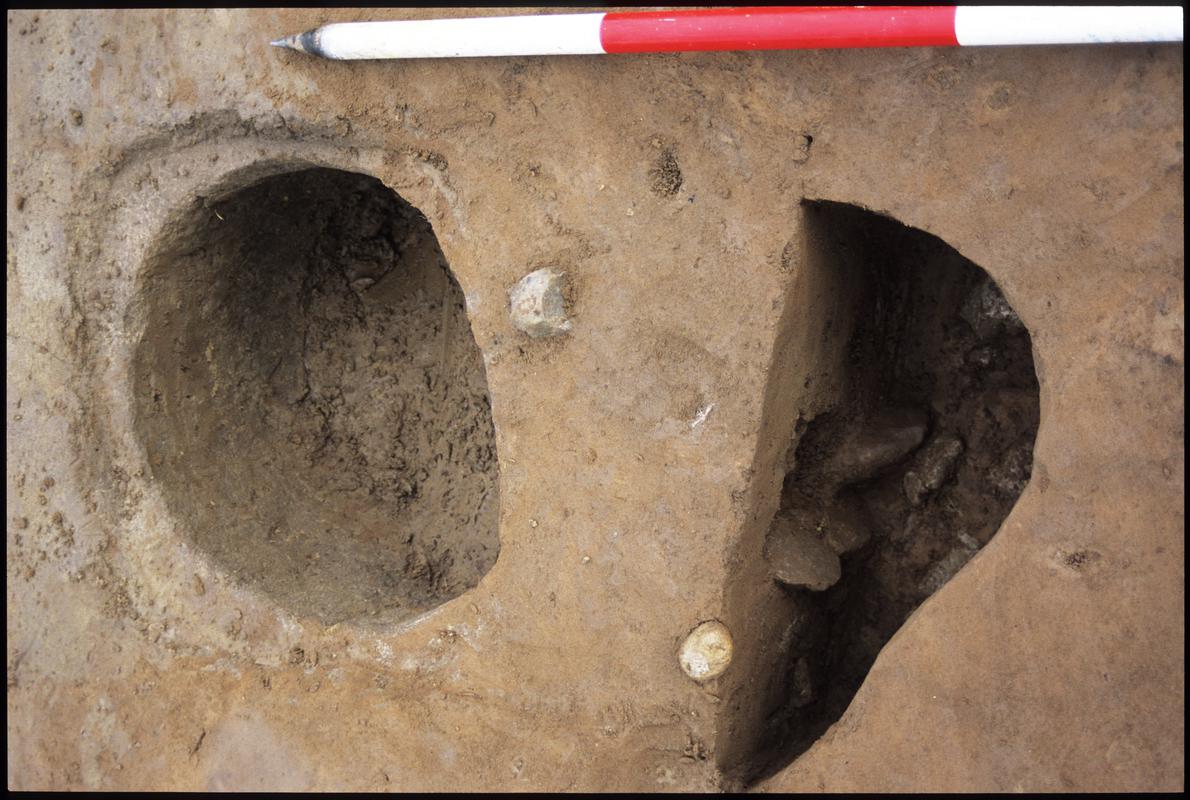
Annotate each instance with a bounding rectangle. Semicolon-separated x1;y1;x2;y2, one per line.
748;201;1041;781
131;167;500;626
648;145;684;198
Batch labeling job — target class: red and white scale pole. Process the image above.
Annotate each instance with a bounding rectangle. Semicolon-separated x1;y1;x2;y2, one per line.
273;6;1183;60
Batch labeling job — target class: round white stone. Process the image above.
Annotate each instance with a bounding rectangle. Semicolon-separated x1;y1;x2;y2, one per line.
678;620;733;682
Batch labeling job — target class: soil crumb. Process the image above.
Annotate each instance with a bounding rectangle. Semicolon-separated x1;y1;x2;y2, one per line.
749;201;1040;780
649;146;684;197
132;167;499;626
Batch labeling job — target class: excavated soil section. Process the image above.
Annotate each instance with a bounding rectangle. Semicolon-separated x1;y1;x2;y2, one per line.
751;202;1041;780
131;167;499;626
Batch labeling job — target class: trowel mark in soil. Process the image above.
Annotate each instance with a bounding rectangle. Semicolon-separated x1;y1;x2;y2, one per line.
132;167;499;626
749;201;1040;781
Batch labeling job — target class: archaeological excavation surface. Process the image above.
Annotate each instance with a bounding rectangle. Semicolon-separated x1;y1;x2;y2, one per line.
7;8;1183;794
749;202;1040;779
131;167;499;625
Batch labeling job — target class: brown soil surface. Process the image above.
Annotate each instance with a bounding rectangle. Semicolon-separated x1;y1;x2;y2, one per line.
6;8;1184;793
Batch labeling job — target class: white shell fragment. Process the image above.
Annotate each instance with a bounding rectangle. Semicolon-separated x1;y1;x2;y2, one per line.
508;267;572;338
679;620;734;682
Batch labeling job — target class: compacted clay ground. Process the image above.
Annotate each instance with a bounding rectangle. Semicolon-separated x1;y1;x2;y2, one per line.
6;8;1184;793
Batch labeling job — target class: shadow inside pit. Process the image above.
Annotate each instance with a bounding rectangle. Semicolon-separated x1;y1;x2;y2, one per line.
132;167;499;627
748;201;1041;782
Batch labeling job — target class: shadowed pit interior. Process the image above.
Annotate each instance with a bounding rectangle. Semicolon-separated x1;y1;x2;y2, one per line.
132;167;500;626
744;202;1041;781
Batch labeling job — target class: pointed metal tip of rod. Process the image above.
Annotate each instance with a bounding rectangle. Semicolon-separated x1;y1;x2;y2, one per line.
270;31;325;57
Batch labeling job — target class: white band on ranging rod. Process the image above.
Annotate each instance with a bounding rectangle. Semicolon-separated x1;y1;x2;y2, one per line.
954;6;1185;46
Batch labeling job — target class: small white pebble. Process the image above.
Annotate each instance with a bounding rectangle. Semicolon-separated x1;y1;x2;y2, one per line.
679;620;733;682
581;556;591;564
508;268;572;338
529;519;538;528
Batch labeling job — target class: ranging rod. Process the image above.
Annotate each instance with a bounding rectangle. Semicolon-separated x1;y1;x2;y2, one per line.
271;6;1185;60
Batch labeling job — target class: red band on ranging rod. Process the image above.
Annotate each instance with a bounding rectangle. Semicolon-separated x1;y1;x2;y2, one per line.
600;6;960;53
